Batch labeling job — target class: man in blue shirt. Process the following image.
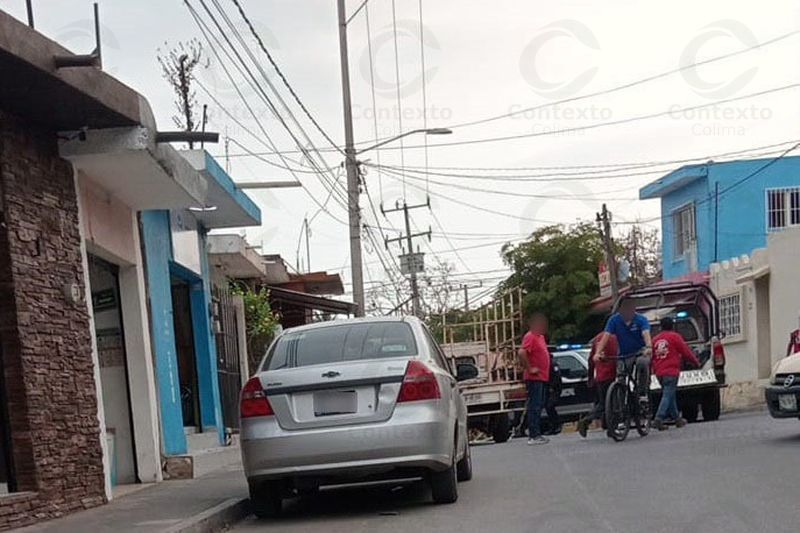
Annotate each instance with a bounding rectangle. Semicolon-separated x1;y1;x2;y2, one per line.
594;298;653;399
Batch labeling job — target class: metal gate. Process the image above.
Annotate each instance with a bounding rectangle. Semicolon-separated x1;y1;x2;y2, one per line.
213;287;242;431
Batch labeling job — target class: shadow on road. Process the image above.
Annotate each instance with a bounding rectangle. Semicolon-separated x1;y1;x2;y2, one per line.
268;480;434;523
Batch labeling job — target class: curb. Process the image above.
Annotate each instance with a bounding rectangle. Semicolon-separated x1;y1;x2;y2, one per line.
164;497;251;533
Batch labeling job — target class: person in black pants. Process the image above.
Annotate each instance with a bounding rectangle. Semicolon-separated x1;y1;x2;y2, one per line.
542;353;563;435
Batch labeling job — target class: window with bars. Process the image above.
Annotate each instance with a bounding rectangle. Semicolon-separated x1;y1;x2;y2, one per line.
719;292;742;339
672;203;696;259
766;187;800;231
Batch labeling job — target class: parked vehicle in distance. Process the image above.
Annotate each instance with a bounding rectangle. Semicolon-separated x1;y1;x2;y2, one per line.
239;317;476;517
765;352;800;419
550;349;594;420
618;281;726;422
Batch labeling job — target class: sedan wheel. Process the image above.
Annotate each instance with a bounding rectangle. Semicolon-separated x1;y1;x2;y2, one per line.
456;442;473;482
430;445;459;503
249;481;282;519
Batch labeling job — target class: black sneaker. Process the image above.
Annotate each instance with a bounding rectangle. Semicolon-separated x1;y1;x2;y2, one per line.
653;418;668;431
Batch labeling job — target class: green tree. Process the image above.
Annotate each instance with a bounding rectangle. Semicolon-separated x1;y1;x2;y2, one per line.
501;223;606;342
230;285;280;372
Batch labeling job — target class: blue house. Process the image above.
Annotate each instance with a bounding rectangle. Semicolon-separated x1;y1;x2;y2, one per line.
640;156;800;280
141;151;261;456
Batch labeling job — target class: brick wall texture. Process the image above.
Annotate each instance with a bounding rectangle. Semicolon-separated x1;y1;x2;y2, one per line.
0;108;106;529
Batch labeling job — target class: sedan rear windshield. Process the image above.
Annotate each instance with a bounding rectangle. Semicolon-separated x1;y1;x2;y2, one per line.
264;322;418;370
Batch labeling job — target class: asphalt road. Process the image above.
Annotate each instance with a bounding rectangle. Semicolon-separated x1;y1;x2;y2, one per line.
232;410;800;533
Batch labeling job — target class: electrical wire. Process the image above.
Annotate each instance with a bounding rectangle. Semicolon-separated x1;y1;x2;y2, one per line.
363;4;385;201
229;0;344;155
198;0;349;211
443;29;800;130
390;0;407;197
186;0;349;224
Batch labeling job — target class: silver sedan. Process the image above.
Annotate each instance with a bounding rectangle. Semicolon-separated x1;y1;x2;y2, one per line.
239;317;476;517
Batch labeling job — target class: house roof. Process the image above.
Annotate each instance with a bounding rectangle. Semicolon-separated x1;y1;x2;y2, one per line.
268;286;357;316
639;163;709;200
0;9;144;130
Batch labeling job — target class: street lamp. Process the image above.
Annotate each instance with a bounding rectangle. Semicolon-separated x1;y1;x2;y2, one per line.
355;128;452;155
343;127;452;317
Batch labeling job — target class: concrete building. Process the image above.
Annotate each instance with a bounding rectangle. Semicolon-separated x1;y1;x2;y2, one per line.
639;156;800;280
0;9;212;528
140;152;261;463
0;9;265;527
709;228;800;408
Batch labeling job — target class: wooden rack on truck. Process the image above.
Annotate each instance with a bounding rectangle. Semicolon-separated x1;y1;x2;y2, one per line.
441;287;527;443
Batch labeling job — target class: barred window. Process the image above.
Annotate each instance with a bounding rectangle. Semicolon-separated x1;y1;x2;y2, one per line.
672;204;696;258
767;187;800;231
719;293;742;338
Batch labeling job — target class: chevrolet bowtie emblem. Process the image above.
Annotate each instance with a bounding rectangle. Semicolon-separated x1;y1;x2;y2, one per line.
784;374;796;388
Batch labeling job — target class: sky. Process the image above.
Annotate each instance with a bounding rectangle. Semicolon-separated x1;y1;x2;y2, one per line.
6;0;800;311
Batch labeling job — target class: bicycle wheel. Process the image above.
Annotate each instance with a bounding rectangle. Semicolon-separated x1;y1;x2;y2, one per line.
634;394;651;437
605;381;630;442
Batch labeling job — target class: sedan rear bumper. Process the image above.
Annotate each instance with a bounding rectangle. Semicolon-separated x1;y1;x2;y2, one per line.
240;403;454;482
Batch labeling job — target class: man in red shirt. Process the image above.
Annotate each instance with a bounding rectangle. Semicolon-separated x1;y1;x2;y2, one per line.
577;333;618;438
517;312;551;445
652;317;700;430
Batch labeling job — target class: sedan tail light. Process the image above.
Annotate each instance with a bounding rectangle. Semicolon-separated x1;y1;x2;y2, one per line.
240;377;274;418
398;360;441;402
712;336;726;368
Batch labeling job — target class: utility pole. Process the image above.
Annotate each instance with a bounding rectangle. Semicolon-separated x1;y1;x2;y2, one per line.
596;203;619;301
304;215;311;272
336;0;365;316
383;201;432;318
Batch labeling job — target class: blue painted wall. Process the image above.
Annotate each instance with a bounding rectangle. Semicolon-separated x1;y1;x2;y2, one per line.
644;156;800;280
192;228;223;435
140;210;186;455
141;211;225;455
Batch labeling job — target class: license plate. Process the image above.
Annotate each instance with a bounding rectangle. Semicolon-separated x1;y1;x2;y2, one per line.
677;369;717;387
650;369;717;390
779;394;798;412
464;392;500;405
313;390;357;416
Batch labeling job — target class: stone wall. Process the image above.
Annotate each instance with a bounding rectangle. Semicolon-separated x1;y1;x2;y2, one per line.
0;109;106;529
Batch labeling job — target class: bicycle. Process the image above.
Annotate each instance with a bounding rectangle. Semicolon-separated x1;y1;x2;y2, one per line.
603;351;651;442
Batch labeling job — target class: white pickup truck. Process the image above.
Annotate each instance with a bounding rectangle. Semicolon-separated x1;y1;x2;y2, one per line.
617;281;727;422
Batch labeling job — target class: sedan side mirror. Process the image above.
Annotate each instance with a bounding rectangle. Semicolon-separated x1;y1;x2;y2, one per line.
456;363;479;382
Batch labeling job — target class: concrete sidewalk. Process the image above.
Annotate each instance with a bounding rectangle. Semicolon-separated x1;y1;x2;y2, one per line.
19;465;250;533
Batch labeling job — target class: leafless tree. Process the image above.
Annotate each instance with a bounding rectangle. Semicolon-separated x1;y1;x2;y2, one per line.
620;224;662;287
157;39;208;147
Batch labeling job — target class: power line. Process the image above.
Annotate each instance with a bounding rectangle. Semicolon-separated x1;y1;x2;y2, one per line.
186;0;348;225
375;83;800;151
216;28;799;158
443;29;800;130
389;0;407;197
229;0;344;155
363;3;385;201
366;140;800;179
199;0;349;210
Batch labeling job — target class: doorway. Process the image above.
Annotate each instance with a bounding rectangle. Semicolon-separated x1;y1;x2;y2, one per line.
171;278;200;430
88;255;138;486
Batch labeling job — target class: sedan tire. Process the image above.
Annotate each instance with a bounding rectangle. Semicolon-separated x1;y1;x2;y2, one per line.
430;447;459;503
249;481;282;519
456;442;473;482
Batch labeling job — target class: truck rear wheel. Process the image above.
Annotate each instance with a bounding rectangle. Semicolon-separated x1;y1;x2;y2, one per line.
490;413;511;443
701;390;721;421
681;402;699;423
